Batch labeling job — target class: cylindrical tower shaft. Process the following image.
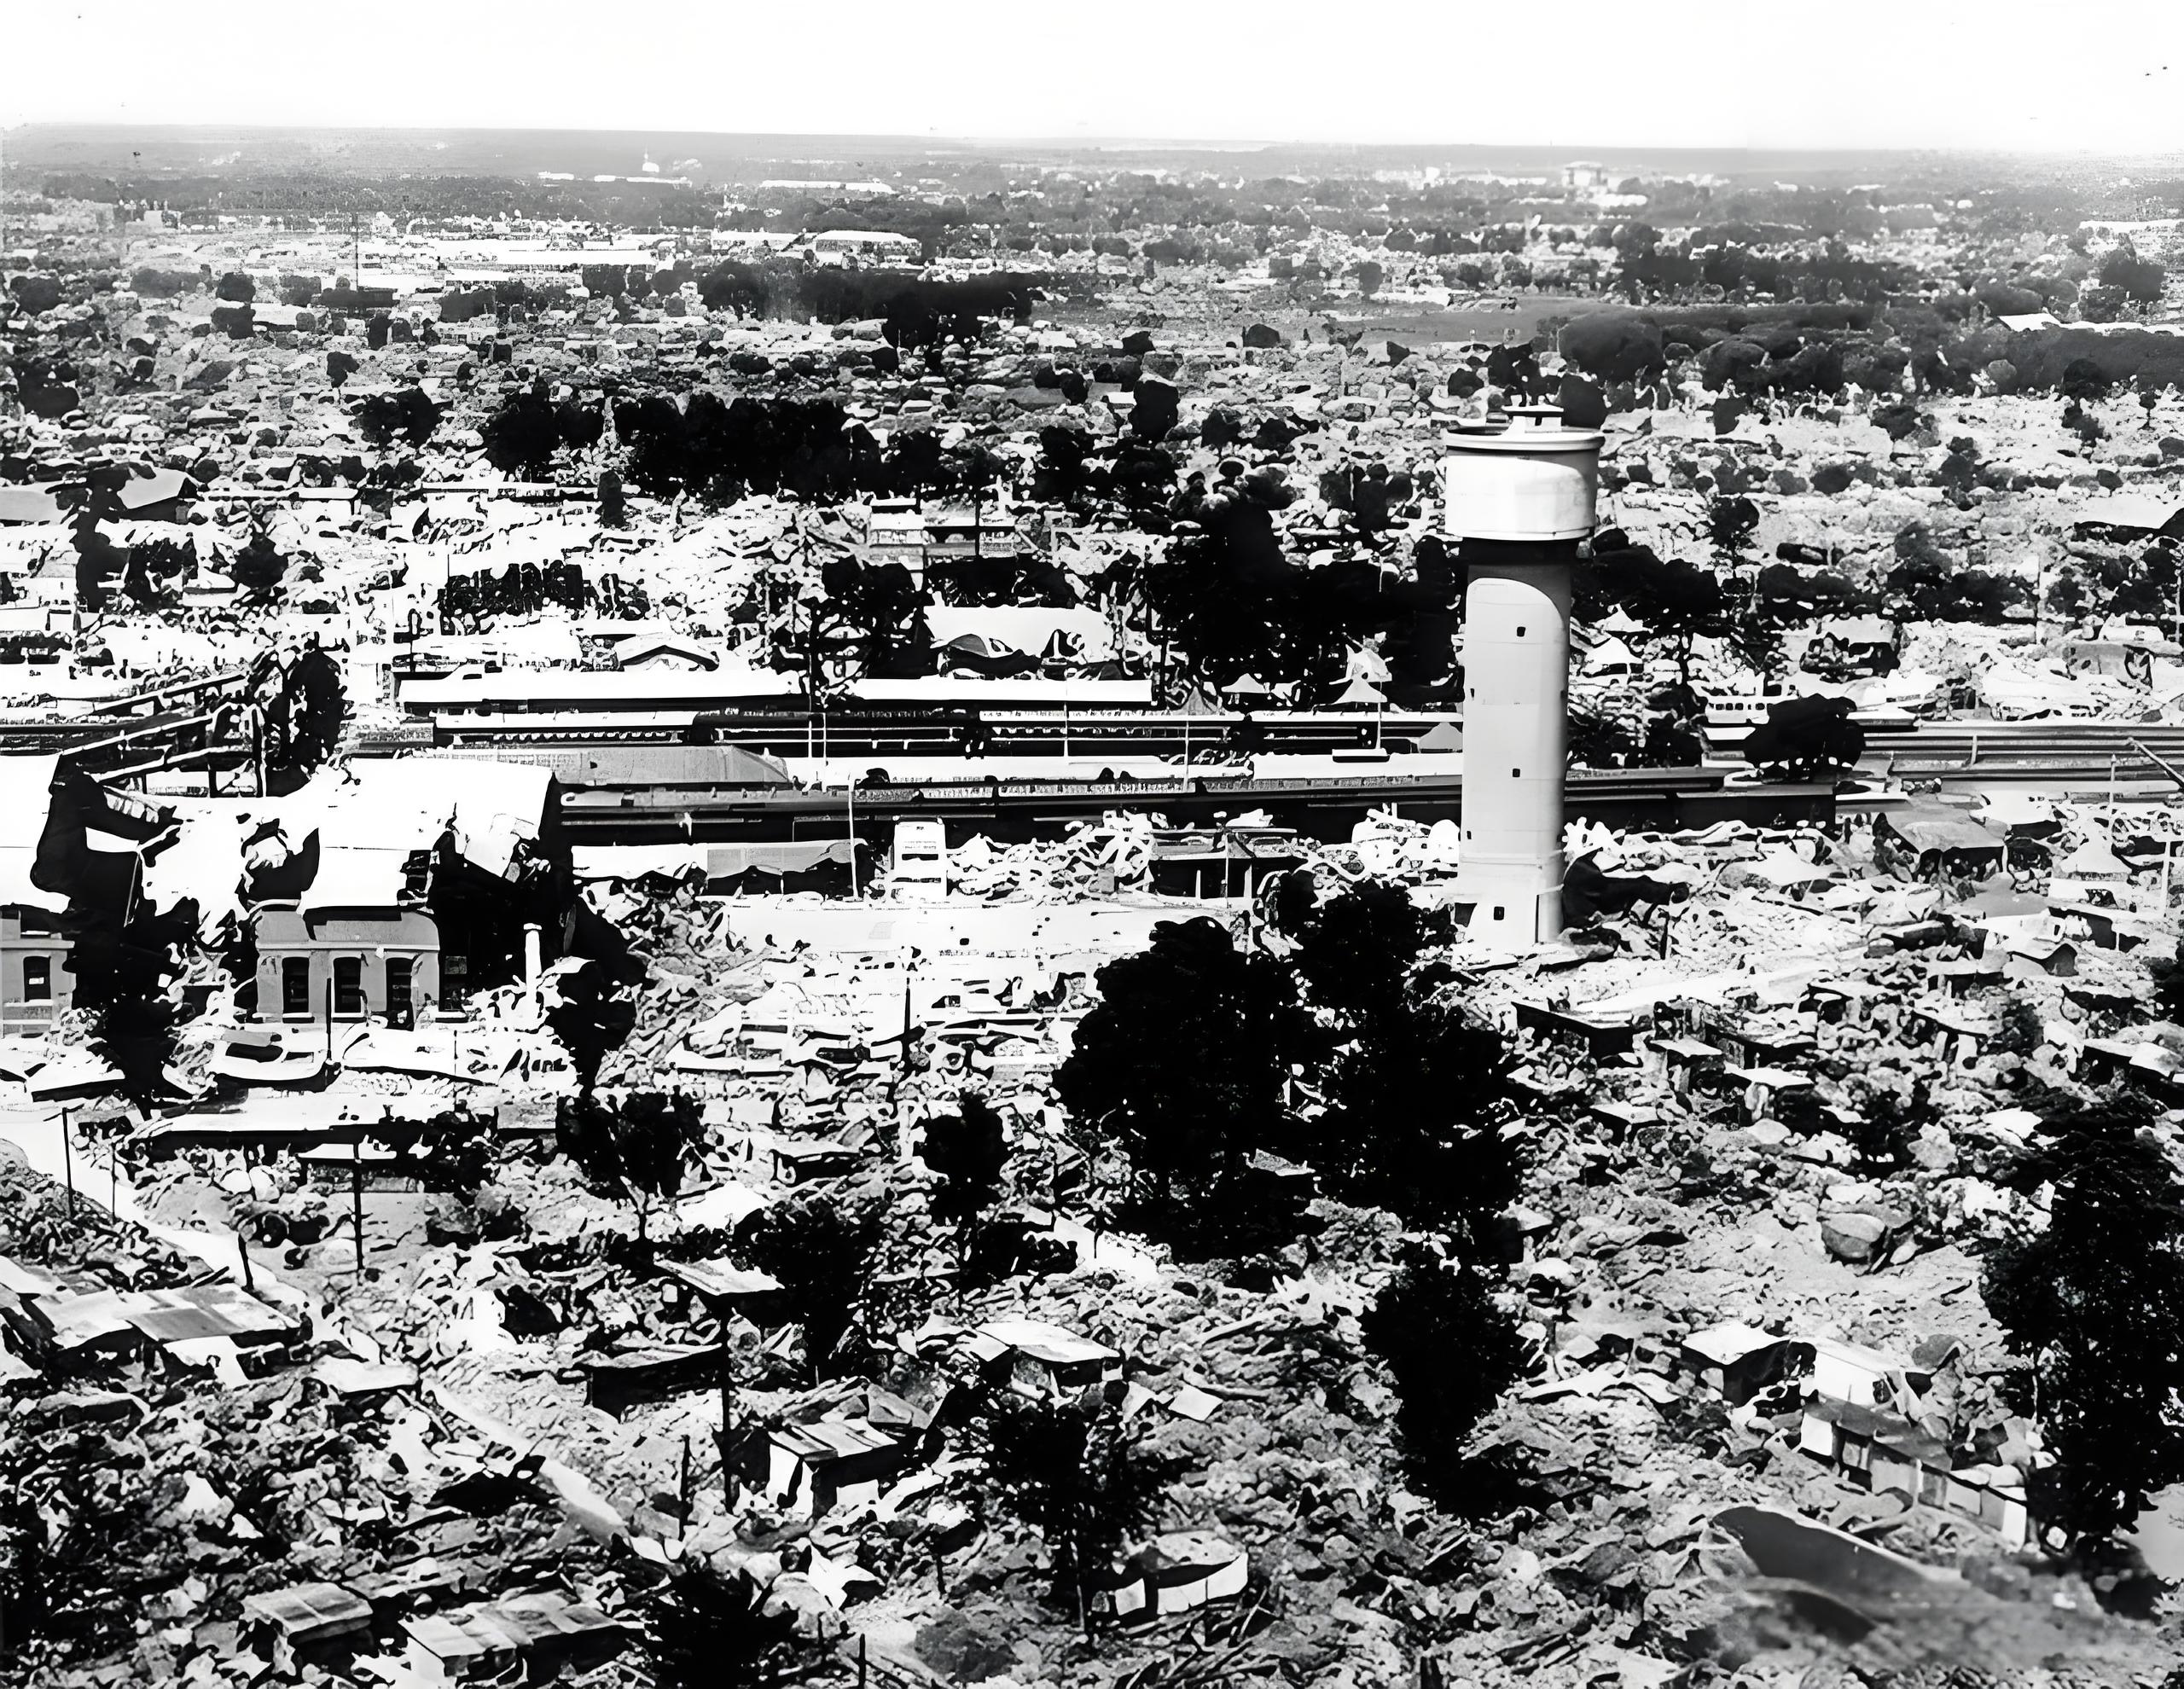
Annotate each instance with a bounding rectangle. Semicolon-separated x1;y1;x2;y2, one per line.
1442;405;1602;947
1458;537;1576;940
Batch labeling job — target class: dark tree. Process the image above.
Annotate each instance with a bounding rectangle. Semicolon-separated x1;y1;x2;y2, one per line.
1706;494;1759;561
558;1090;703;1245
1290;883;1519;1228
1354;259;1385;298
1885;522;2025;623
370;1106;501;1199
736;1194;882;1379
354;386;443;450
71;905;192;1108
1742;694;1866;781
2153;939;2184;1024
68;497;126;611
1984;1105;2184;1547
1032;424;1098;507
810;554;931;679
1130;376;1180;442
1144;488;1414;694
229;530;288;604
1362;1242;1531;1508
479;387;564;481
922;1094;1008;1283
1559;314;1667;385
7;275;64;315
636;1566;827;1688
1592;541;1729;686
2060;357;2112;403
2097;245;2168;307
596;469;628;528
258;645;349;786
1055;918;1300;1238
213;270;255;303
1554;372;1608;429
976;1391;1171;1635
327;349;359;389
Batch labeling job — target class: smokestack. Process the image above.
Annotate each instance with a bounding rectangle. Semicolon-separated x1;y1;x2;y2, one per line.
1442;403;1604;947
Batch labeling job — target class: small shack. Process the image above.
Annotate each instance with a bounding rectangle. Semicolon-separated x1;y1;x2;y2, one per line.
1678;1321;1800;1408
967;1319;1124;1403
740;1417;911;1518
241;1582;375;1674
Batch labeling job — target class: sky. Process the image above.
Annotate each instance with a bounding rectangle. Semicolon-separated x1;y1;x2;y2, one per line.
4;0;2181;155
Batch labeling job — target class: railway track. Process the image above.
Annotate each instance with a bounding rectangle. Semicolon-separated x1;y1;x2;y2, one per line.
552;765;1837;846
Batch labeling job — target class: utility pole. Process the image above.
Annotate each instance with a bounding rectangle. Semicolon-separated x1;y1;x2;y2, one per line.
846;774;859;898
718;1324;736;1509
351;1137;365;1282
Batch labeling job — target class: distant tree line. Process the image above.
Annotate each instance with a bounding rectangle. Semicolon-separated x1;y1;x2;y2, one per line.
1564;298;2184;404
693;264;1048;346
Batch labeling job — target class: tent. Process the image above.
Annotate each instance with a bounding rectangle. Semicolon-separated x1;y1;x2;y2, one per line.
1581;635;1641;676
1328;676;1388;709
2053;837;2130;880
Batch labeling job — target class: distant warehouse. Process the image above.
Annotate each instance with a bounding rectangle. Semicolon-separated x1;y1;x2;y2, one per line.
760;178;897;199
801;229;922;267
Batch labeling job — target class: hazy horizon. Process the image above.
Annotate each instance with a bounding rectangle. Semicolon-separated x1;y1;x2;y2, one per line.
6;124;2170;200
4;0;2180;156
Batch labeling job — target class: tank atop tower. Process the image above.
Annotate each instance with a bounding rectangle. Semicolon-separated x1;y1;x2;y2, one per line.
1440;402;1603;543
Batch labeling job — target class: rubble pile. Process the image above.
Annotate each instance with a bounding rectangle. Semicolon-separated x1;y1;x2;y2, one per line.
881;814;1163;903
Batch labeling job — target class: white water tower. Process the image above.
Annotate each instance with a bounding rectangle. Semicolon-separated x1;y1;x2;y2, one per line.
1443;403;1604;946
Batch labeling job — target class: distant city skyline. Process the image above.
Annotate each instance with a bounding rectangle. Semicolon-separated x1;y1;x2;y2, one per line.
4;0;2181;159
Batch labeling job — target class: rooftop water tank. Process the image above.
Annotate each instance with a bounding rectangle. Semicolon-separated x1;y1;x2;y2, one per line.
1440;404;1603;543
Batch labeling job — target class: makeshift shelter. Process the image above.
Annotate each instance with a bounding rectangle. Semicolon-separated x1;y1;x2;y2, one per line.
1679;1321;1800;1407
740;1417;913;1518
967;1319;1123;1403
1875;805;2007;880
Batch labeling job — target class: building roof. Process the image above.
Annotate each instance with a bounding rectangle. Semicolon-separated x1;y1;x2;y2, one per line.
337;758;555;880
771;1417;900;1463
2071;492;2184;535
241;1582;373;1637
0;487;66;525
0;754;63;913
709;839;860;879
845;676;1153;708
616;635;722;671
115;1283;296;1345
402;666;801;711
299;844;420;914
659;1258;783;1299
114;467;197;513
1803;1396;1949;1464
1682;1320;1784;1366
1816;616;1897;646
1881;806;2005;855
974;1318;1121;1368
